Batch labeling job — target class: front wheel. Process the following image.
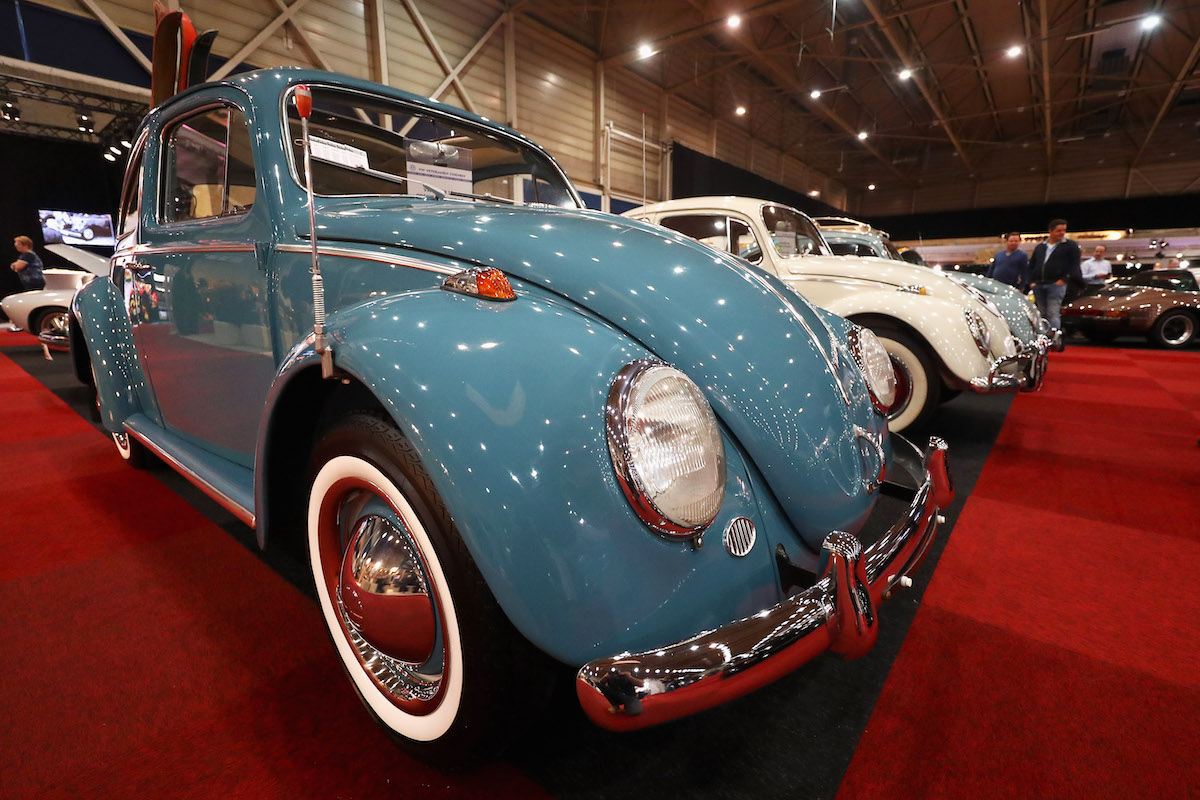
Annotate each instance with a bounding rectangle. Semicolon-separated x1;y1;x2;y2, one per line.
306;412;546;766
30;307;69;340
1149;310;1197;349
872;327;939;432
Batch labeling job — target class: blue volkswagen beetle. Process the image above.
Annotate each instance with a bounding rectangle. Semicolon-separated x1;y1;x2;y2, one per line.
72;68;953;764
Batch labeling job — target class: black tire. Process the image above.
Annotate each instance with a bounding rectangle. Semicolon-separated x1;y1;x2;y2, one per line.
29;307;69;340
870;325;940;432
1149;310;1197;349
939;386;962;405
305;411;551;767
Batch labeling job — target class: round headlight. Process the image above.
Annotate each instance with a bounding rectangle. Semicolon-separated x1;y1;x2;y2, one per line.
606;360;726;535
964;308;991;356
848;326;896;413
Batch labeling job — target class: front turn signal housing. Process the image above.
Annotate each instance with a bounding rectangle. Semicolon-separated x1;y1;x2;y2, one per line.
441;267;517;301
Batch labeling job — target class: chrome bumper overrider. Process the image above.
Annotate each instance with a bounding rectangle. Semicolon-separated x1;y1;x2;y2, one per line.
576;436;954;732
36;330;70;352
968;335;1050;393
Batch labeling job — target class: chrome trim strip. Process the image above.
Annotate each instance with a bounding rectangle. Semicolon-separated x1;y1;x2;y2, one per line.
113;243;257;258
275;243;460;275
576;434;952;732
124;425;256;528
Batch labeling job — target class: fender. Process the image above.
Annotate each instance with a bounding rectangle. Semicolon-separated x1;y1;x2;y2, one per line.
71;278;160;432
257;286;798;666
811;285;1001;385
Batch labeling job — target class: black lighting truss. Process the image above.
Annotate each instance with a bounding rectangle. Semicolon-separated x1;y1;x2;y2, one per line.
0;75;147;150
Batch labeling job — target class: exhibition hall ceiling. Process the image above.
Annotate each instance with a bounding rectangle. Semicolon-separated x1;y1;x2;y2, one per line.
530;0;1200;201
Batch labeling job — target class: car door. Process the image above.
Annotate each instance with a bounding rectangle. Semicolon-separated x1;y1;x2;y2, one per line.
126;92;274;466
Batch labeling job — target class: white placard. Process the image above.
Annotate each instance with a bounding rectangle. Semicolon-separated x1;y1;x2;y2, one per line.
310;136;370;170
407;163;473;196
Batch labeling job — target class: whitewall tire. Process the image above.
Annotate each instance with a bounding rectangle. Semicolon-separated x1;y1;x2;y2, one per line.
874;329;938;432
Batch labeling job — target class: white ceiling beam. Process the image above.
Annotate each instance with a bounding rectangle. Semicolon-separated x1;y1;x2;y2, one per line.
429;12;507;101
209;0;316;81
400;0;477;114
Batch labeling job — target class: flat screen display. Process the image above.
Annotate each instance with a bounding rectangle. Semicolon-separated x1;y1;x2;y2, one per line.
38;209;116;247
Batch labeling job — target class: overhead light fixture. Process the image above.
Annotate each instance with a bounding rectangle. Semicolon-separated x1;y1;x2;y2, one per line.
867;183;876;191
1006;45;1022;58
810;89;822;99
120;139;132;148
103;152;116;162
1;97;18;122
735;105;746;116
1140;14;1161;31
108;145;122;155
637;43;653;59
727;14;741;29
76;110;94;133
898;69;912;80
808;189;820;197
857;131;869;140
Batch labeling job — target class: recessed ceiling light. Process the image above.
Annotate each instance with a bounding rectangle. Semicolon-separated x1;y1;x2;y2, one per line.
1140;14;1161;31
1006;45;1022;58
735;106;746;116
867;183;876;190
808;189;820;197
810;89;821;99
637;43;653;59
727;14;741;29
857;131;869;140
898;69;912;80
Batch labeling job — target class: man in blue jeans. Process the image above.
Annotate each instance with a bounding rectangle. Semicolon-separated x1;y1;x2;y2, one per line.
1027;219;1081;330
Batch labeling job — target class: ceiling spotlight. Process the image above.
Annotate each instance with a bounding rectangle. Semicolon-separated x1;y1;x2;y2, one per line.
108;145;122;155
735;105;746;116
1006;45;1022;58
867;183;876;191
809;89;821;99
120;139;132;148
808;189;820;197
637;43;654;59
103;152;116;162
857;131;869;140
898;69;912;80
1;99;18;122
1140;14;1161;31
76;110;94;133
727;14;741;29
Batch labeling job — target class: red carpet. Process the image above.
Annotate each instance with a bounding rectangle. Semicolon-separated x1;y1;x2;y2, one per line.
0;346;551;799
838;346;1200;799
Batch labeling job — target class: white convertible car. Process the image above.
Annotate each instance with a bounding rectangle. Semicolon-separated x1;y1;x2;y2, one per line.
625;197;1049;430
2;244;108;350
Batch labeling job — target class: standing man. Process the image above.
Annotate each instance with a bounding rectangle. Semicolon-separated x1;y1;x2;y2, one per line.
986;232;1030;291
10;236;45;291
1028;219;1082;331
1080;244;1112;291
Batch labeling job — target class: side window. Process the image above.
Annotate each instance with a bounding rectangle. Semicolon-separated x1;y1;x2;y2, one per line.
118;150;144;237
660;214;734;252
728;219;762;264
162;105;256;224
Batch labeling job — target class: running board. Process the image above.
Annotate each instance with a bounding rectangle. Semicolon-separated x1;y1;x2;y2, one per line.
122;414;256;528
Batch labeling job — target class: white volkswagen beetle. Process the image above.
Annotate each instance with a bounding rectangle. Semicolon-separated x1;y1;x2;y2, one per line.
626;197;1048;430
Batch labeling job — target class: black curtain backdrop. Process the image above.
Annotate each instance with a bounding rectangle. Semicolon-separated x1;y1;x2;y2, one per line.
671;143;845;218
865;193;1200;241
1;133;124;301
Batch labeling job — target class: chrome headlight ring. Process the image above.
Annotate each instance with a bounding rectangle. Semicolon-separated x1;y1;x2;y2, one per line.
964;308;991;356
847;325;897;414
606;360;727;537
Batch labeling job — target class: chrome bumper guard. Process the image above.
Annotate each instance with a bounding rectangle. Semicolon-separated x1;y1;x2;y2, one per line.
968;335;1050;393
36;330;70;352
576;436;954;732
1047;328;1065;352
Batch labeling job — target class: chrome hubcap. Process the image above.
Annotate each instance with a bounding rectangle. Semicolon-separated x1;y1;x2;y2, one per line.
39;311;68;337
1162;315;1194;346
325;501;445;706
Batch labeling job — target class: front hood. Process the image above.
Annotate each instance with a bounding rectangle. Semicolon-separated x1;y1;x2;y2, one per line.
312;198;881;545
790;253;979;302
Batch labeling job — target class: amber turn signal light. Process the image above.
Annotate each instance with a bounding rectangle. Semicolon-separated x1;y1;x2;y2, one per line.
441;267;517;301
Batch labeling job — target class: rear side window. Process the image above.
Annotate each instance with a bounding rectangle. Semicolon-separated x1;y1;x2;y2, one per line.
1127;270;1199;291
161;106;256;224
118;148;144;237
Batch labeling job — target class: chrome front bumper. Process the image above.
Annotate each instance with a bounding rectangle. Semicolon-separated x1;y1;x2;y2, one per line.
576;436;954;732
36;330;70;352
968;335;1050;393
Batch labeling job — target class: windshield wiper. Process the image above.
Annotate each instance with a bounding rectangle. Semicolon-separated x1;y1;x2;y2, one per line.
445;190;515;204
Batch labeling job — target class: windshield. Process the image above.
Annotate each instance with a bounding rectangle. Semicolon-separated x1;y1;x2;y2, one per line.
761;205;828;257
286;86;580;207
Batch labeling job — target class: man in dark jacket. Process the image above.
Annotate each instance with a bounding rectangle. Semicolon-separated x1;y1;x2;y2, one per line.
1028;219;1082;330
987;232;1030;292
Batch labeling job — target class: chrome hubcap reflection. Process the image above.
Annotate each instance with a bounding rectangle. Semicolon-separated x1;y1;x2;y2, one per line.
39;311;68;337
332;510;444;704
1162;315;1194;346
